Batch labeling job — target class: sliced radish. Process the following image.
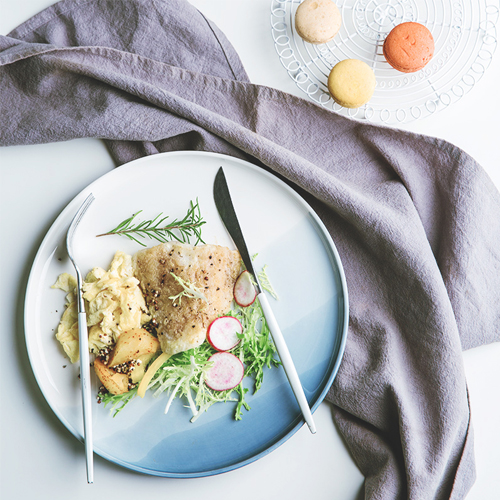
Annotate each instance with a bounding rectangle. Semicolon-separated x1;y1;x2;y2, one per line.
205;352;244;391
207;316;242;351
234;270;257;307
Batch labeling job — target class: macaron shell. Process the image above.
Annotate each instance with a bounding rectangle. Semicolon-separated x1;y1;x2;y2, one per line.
383;22;434;73
295;0;342;44
327;59;376;108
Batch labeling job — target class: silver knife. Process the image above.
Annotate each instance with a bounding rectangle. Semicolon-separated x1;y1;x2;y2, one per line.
213;167;316;434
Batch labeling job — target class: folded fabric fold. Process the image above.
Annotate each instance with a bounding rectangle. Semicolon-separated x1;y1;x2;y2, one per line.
2;1;499;498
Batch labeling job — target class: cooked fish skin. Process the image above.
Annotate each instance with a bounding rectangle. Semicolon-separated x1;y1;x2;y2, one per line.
132;242;241;356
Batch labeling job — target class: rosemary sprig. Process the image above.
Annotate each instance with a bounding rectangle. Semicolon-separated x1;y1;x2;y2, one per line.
96;199;205;247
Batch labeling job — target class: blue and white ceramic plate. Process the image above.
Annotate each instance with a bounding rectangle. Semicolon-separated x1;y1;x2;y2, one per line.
24;151;348;477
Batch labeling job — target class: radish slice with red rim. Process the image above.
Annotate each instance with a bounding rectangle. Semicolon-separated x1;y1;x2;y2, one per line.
205;352;244;391
207;316;242;351
234;270;257;307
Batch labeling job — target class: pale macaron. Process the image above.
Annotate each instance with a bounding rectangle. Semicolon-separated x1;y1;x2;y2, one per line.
295;0;342;44
327;59;376;108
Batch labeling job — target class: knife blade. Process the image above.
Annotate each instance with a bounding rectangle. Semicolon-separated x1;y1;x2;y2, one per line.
213;167;316;434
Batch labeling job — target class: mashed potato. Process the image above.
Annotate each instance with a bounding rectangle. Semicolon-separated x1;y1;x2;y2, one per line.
52;251;150;363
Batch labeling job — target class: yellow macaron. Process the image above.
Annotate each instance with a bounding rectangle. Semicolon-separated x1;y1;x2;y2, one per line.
327;59;376;108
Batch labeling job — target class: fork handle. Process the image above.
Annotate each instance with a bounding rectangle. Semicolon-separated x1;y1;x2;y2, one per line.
78;312;94;484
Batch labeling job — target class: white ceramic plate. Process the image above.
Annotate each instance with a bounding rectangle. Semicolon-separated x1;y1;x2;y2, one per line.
24;151;348;477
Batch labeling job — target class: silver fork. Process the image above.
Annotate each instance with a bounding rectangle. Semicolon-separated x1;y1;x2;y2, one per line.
66;193;95;484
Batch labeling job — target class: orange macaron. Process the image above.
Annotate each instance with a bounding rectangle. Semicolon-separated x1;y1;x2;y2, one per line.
383;22;434;73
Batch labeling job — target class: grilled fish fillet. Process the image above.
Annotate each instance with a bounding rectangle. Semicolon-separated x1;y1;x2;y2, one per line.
132;242;241;356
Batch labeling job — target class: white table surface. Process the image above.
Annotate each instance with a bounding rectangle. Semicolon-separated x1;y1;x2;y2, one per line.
1;1;499;498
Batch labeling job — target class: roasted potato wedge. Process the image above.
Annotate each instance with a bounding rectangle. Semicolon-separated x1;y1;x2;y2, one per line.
129;352;156;384
94;358;129;395
107;328;159;367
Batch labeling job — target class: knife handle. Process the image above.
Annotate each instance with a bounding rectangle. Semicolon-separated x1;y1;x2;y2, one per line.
257;292;317;434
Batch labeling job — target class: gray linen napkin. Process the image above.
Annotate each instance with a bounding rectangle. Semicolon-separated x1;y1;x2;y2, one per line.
2;1;499;498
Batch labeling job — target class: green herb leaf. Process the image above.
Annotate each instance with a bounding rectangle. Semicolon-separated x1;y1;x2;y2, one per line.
99;387;137;417
96;199;206;246
258;264;279;300
169;272;208;305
